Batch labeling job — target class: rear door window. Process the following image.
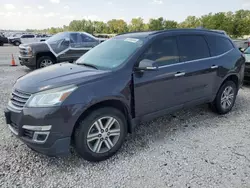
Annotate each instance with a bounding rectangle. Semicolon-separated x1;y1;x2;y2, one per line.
177;35;210;62
140;37;179;66
70;33;82;48
22;35;35;38
206;35;234;56
80;33;96;42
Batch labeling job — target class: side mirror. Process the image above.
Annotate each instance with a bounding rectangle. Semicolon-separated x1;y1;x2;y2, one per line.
136;59;158;71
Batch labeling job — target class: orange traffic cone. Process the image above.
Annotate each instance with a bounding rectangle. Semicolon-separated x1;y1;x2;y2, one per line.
11;54;17;66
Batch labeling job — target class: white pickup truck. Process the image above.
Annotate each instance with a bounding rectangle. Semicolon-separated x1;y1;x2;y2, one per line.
20;34;50;44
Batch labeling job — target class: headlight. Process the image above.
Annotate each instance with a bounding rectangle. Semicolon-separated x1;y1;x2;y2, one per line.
25;46;32;56
26;85;77;107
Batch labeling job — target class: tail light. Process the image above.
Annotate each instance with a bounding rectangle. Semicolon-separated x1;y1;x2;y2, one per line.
248;42;250;47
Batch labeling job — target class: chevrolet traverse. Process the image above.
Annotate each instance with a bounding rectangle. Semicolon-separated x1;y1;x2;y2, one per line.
5;29;245;162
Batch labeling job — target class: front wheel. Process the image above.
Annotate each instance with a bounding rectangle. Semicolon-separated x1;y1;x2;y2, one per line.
37;56;55;68
74;107;127;162
210;80;237;114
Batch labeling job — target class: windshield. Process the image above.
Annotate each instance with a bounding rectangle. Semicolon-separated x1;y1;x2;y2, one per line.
47;32;69;44
76;38;144;70
46;32;70;54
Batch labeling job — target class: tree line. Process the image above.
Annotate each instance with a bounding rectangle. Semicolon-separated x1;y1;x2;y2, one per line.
27;10;250;38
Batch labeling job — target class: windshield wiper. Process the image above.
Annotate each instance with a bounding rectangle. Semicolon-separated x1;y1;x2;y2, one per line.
79;63;98;70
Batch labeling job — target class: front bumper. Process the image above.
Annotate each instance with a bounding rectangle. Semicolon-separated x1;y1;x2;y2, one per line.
3;105;80;156
19;55;36;68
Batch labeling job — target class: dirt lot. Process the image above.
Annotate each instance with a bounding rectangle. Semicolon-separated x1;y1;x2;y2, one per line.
0;46;250;188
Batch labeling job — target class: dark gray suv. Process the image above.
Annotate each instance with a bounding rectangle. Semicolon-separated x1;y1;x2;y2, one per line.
4;29;245;162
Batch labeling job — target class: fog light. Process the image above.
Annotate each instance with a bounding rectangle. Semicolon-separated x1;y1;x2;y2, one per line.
37;134;47;141
33;132;50;143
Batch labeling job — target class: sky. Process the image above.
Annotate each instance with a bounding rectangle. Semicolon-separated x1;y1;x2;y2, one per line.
0;0;249;30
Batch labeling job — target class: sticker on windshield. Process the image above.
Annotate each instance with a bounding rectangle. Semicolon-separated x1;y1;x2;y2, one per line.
124;38;139;43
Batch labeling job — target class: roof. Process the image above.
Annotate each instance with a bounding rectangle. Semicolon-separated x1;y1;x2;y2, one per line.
116;28;227;39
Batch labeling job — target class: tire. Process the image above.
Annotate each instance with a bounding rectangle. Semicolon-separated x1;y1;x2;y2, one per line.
74;107;127;162
14;41;21;46
0;42;3;46
37;56;55;68
210;80;237;114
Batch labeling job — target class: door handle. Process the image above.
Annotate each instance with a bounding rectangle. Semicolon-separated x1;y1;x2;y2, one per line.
175;72;185;77
211;65;218;69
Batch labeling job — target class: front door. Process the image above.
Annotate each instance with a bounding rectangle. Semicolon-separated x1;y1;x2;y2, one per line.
133;35;216;117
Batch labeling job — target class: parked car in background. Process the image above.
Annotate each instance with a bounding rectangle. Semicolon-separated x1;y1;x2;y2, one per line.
0;33;8;46
19;31;104;69
20;34;50;44
5;29;245;162
244;47;250;83
8;34;22;46
233;38;250;51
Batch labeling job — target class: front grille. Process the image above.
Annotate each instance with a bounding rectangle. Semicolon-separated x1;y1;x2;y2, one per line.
10;89;31;110
23;129;34;139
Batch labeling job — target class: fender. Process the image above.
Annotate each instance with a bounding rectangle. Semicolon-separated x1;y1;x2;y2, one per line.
72;96;134;134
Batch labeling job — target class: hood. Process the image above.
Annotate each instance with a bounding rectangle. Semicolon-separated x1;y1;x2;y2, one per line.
20;42;46;48
20;42;50;52
14;63;110;93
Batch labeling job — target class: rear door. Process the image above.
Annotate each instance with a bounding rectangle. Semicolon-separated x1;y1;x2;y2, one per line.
27;35;35;43
205;35;236;92
175;35;216;105
20;35;28;44
21;35;35;44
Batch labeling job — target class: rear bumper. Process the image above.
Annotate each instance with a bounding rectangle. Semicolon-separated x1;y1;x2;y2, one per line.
19;56;36;68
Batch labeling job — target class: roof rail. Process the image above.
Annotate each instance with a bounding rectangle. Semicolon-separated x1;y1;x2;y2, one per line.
116;30;155;36
116;28;227;37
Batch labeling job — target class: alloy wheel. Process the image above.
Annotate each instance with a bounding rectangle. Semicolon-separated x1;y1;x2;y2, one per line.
40;59;53;67
220;86;235;110
87;116;121;154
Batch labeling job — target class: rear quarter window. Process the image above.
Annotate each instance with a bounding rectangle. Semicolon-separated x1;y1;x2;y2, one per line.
177;35;210;62
206;35;234;56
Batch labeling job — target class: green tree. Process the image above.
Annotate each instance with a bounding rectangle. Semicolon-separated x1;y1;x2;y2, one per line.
68;20;83;31
231;10;250;37
107;19;128;33
128;17;145;32
93;21;108;34
148;17;164;30
179;16;201;28
163;20;178;29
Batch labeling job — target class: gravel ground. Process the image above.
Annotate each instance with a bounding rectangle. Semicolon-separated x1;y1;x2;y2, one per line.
0;47;250;188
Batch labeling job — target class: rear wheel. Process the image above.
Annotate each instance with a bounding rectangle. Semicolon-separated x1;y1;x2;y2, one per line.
37;56;55;68
74;107;127;162
0;42;3;46
210;80;237;114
